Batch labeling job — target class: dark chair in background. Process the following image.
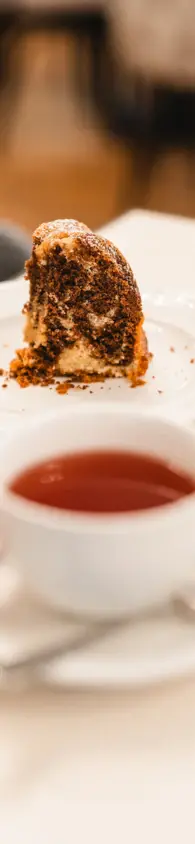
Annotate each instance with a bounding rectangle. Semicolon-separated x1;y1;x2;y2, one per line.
0;7;19;87
0;2;107;111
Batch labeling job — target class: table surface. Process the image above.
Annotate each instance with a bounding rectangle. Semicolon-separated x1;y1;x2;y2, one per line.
1;210;195;844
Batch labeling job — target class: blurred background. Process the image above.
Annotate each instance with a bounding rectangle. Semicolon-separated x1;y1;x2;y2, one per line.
1;0;195;237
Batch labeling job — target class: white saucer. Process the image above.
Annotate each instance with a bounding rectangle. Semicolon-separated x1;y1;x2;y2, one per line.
1;558;195;689
1;210;195;688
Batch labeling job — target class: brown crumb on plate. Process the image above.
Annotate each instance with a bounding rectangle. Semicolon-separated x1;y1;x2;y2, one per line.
170;346;175;352
56;382;74;395
131;377;146;388
190;358;195;364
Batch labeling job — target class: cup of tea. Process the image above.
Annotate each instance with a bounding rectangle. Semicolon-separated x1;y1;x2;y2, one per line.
1;404;195;618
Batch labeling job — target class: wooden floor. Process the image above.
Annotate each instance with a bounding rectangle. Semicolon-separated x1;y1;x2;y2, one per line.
1;30;195;234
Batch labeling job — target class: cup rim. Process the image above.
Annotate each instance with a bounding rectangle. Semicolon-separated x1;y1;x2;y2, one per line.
2;403;195;533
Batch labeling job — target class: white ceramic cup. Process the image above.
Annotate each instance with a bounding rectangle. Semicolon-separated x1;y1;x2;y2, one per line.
1;404;195;618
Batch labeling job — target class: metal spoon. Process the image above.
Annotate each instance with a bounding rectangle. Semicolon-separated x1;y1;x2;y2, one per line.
0;619;122;690
1;588;195;689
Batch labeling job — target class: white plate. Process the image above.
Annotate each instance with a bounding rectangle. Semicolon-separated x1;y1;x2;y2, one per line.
1;219;195;424
1;209;195;689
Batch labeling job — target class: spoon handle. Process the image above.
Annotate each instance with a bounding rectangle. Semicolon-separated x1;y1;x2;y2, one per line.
1;591;195;689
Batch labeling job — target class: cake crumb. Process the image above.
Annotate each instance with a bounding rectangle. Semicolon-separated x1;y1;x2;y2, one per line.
131;377;146;388
56;382;74;395
190;358;195;364
0;368;4;376
170;346;175;352
158;389;163;394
